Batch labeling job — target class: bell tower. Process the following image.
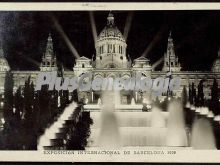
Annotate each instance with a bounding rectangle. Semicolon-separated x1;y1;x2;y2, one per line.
162;31;181;72
40;33;57;71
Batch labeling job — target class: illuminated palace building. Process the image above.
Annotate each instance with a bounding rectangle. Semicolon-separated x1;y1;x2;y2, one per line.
0;13;220;104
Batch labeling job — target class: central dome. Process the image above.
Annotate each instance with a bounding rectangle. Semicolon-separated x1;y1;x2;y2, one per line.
95;12;128;69
97;13;125;41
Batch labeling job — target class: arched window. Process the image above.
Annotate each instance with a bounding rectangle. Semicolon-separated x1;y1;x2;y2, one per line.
100;56;102;60
102;45;104;53
108;45;110;53
82;63;85;68
113;45;115;53
119;46;122;54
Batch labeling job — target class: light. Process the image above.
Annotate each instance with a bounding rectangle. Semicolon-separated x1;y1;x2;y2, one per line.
168;97;171;101
141;26;167;57
152;57;164;70
190;105;196;111
123;12;133;41
85;98;89;104
185;102;190;108
207;111;214;118
13;107;16;113
200;107;209;115
1;118;5;124
0;102;3;107
146;104;151;109
195;107;201;113
89;11;97;43
50;14;80;59
214;115;220;121
69;95;72;100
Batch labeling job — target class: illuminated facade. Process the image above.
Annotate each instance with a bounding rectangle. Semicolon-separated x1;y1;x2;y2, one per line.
0;13;220;104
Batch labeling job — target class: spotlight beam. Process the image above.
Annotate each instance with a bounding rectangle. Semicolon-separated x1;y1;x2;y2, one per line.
50;14;80;59
152;57;164;70
89;11;97;43
141;25;169;57
123;12;133;41
18;53;40;67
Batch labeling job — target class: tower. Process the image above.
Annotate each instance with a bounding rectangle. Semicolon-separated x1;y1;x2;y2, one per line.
40;33;57;71
162;31;181;72
212;48;220;72
0;43;10;72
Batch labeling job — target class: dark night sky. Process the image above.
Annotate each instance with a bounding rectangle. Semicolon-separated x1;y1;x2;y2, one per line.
1;11;220;71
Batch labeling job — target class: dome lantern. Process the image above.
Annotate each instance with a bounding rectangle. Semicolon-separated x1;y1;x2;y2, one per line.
107;12;114;26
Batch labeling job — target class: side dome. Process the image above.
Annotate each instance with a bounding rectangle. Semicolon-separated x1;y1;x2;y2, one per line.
0;45;10;71
212;48;220;72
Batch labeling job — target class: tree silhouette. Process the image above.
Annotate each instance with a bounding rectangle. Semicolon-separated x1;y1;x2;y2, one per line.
197;80;204;106
66;111;93;150
181;85;187;107
211;78;219;115
188;83;193;104
3;71;14;128
71;89;78;103
2;71;15;149
23;77;34;125
192;82;197;105
61;90;69;109
22;77;36;149
14;87;23;121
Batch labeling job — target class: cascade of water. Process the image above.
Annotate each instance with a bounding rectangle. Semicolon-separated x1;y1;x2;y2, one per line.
97;98;102;105
98;91;121;148
131;98;135;105
150;106;166;127
166;100;188;147
191;118;216;149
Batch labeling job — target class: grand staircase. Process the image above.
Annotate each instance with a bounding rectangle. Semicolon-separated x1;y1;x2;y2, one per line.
37;102;82;150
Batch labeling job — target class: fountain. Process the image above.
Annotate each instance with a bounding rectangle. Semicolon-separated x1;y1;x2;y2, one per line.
185;102;190;108
87;95;218;149
150;106;166;127
166;100;188;147
88;92;170;148
131;97;135;105
97;98;102;105
97;91;121;148
191;118;216;149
